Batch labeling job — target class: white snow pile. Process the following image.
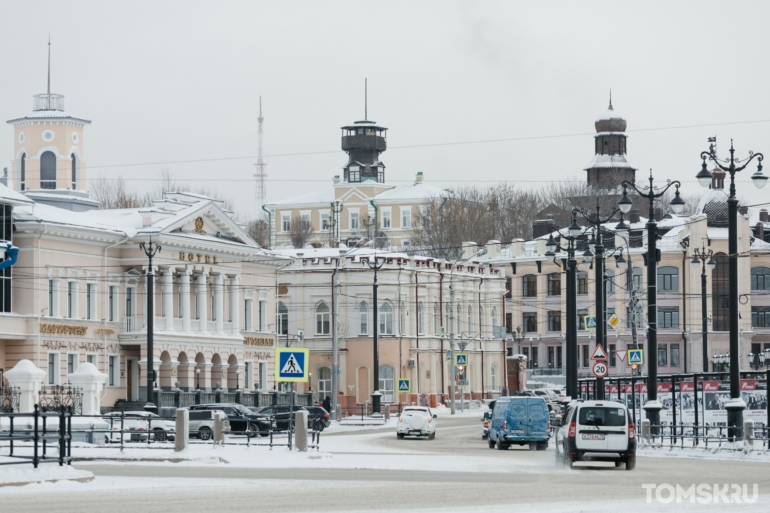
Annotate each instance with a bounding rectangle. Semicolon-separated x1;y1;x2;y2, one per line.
0;463;93;487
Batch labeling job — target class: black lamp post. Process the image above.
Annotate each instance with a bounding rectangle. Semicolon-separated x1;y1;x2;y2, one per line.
691;246;716;373
139;237;161;413
574;202;623;401
545;213;588;400
196;368;201;390
619;172;685;430
363;254;386;416
696;139;767;439
712;353;729;373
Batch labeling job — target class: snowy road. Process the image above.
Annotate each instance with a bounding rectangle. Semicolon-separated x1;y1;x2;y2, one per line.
1;413;768;512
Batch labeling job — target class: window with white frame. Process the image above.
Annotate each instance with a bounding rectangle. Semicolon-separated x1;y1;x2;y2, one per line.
48;279;59;317
321;213;330;231
418;301;424;334
259;300;267;331
108;285;117;322
108;355;119;386
258;361;267;389
47;353;60;385
67;281;77;318
282;214;291;232
491;366;497;389
401;208;411;228
467;305;473;334
350;212;359;231
379;365;395;403
245;361;254;390
244;299;253;331
86;353;97;367
382;210;391;229
277;302;288;335
300;213;311;231
491;307;497;336
126;287;135;318
434;302;440;335
67;353;79;375
86;283;96;320
359;302;368;335
316;302;331;335
379;302;393;335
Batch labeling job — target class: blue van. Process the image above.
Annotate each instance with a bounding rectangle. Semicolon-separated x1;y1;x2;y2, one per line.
488;396;550;450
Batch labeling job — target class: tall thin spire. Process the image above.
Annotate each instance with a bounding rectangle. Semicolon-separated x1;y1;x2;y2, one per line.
608;89;613;110
47;34;52;109
365;78;368;120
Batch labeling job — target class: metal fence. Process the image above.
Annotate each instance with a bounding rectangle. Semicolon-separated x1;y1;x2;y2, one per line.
0;404;72;469
1;386;20;413
152;389;315;417
39;385;83;415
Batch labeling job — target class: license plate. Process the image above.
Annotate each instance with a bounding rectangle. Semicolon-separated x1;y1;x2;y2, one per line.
582;433;605;440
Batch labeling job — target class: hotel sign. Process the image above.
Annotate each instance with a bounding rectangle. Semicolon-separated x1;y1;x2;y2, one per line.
39;324;88;336
244;336;274;347
178;252;220;264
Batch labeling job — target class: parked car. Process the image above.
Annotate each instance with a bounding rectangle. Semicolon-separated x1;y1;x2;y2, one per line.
304;406;331;430
488;396;550;450
190;403;273;436
103;411;176;442
396;406;436;439
187;408;231;440
481;411;491;440
253;405;308;432
548;389;567;402
531;389;557;402
554;400;636;470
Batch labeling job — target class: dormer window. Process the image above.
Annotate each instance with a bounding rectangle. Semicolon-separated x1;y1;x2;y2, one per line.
377;167;384;182
349;166;360;182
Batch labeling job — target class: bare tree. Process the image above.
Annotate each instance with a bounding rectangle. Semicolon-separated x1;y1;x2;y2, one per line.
90;175;145;209
288;215;313;248
247;217;270;247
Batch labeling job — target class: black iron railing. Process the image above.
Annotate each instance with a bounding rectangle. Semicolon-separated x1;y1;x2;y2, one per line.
0;404;72;469
1;386;20;413
39;385;83;415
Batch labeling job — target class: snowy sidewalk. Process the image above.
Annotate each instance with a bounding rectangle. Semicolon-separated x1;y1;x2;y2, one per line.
0;459;93;487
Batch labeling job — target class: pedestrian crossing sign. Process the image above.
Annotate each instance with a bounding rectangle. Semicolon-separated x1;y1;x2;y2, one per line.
456;353;468;366
584;316;597;329
398;379;411;393
275;348;309;382
628;349;644;365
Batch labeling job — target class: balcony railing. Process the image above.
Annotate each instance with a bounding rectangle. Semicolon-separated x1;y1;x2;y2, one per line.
124;316;235;335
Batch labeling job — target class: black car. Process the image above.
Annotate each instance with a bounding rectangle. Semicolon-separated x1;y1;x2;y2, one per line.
304;406;331;431
253;405;308;432
190;403;274;436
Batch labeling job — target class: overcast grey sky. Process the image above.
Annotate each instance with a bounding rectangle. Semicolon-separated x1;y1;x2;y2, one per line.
3;1;770;220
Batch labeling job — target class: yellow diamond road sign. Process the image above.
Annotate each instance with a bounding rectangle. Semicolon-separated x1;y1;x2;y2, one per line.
608;314;620;328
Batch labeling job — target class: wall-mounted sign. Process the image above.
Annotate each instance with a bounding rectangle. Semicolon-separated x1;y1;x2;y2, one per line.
178;252;220;264
95;329;115;335
39;324;88;336
244;336;274;347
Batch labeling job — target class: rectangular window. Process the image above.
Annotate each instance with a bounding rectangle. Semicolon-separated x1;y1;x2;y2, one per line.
605;271;615;294
548;273;561;296
505;313;512;333
258;362;267;390
86;353;97;366
401;209;411;229
108;286;116;322
531;347;538;369
577;272;588;295
582;345;589;368
245;361;254;390
48;279;54;316
67;281;75;318
547;311;561;332
244;299;253;331
382;210;391;229
578;309;589;330
751;306;770;327
321;213;330;231
657;267;679;291
67;353;79;375
658;344;668;366
350;212;359;230
47;353;60;385
556;346;563;368
360;305;368;335
258;300;266;331
522;347;529;364
86;283;94;320
505;277;512;299
523;312;537;333
108;355;119;386
548;346;555;368
670;343;680;367
349;166;360;182
126;287;134;318
609;344;616;367
281;214;290;232
658;307;679;328
379;307;393;335
300;213;311;231
522;275;537;297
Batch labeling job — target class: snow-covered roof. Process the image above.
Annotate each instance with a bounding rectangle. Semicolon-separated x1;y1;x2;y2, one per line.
269;188;336;206
373;182;447;201
0;183;35;207
695;188;729;227
6;109;91;124
584;153;636;171
14;203;136;235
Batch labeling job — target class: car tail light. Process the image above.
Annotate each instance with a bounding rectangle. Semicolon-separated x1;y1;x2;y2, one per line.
568;422;576;438
428;417;433;423
503;420;508;431
628;423;635;440
324;413;329;419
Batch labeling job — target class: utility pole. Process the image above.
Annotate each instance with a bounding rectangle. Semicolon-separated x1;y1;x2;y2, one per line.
363;254;385;416
140;237;161;413
331;262;340;420
449;275;456;415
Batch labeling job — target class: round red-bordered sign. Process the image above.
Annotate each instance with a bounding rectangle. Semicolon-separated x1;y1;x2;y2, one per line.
592;360;609;378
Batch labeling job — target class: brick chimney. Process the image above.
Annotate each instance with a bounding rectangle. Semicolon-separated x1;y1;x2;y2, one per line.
739;206;749;216
756;222;765;242
760;209;769;222
629;209;641;224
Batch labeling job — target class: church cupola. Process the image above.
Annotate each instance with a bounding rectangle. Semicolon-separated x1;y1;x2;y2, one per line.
584;94;637;190
340;80;387;183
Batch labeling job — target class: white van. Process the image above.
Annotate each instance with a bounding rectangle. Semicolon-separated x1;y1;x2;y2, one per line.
554;400;636;470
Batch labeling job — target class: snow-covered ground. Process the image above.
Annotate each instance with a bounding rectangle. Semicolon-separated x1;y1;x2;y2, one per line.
0;462;93;487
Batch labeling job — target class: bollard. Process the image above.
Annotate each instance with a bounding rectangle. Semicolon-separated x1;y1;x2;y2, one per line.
294;410;309;452
175;408;189;452
384;406;390;422
641;420;651;445
213;411;226;445
335;404;342;421
744;419;754;448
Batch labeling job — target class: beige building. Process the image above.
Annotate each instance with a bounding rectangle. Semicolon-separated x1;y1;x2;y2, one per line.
1;82;291;411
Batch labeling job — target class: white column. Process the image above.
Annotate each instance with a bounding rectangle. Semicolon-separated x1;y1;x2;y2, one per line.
5;360;46;413
229;275;240;335
67;362;108;415
214;274;224;334
196;271;209;331
180;268;191;332
163;268;175;331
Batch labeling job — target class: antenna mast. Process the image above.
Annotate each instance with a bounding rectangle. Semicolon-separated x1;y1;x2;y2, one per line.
47;35;52;109
253;96;268;211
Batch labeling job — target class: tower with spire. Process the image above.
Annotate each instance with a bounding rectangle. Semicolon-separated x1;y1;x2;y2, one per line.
253;96;268;212
584;93;637;190
5;39;97;211
340;79;388;183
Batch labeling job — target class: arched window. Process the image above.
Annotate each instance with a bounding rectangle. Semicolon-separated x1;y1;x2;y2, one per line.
657;266;679;291
490;365;497;389
712;253;729;331
317;367;331;403
434;302;440;335
40;151;57;189
751;267;770;291
417;301;424;334
605;269;615;294
467;305;473;334
20;153;26;191
71;153;77;189
379;302;393;335
315;302;330;335
359;302;368;335
277;302;288;335
379;366;395;403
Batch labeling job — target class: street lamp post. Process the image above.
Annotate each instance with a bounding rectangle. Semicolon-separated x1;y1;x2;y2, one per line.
574;201;623;401
139;237;161;413
691;246;716;373
696;139;767;439
620;172;685;430
363;254;386;416
545;215;587;399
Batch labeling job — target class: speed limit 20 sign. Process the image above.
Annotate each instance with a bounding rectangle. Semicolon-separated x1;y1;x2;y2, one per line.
592;361;609;378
